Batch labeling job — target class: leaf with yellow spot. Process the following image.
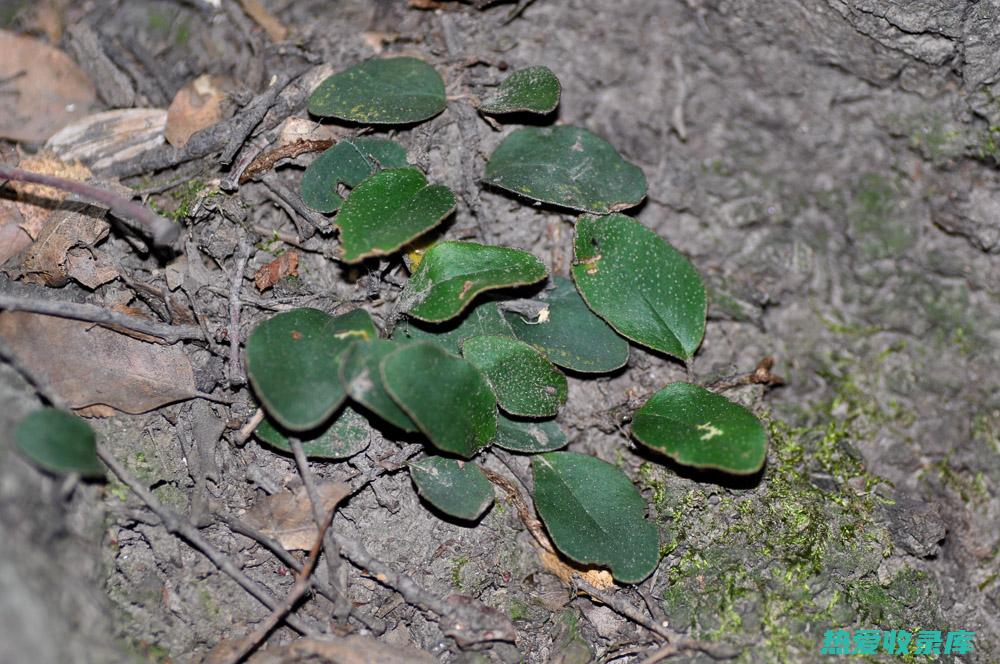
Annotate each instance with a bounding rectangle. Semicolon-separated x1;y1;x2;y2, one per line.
400;241;548;323
631;382;767;474
308;57;446;125
335;167;455;263
246;308;378;431
572;213;706;360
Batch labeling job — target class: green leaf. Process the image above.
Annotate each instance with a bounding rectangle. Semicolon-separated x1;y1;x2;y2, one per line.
409;456;494;521
255;406;372;459
14;408;104;478
339;339;418;432
308;56;446;125
479;66;560;115
572;214;706;360
532;452;659;584
483;125;647;214
631;382;768;474
493;413;567;453
246;308;378;431
400;241;548;323
300;138;408;213
336;167;456;263
391;300;514;354
504;276;629;373
462;335;567;418
381;342;497;458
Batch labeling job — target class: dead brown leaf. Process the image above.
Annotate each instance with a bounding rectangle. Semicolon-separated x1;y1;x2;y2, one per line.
0;30;98;144
242;483;350;551
0;200;32;267
539;549;616;590
46;109;168;172
17;200;110;287
165;75;231;149
23;1;66;42
0;311;199;413
239;0;289;42
65;249;118;289
408;0;452;9
245;636;436;664
254;250;298;291
10;152;92;239
361;31;399;54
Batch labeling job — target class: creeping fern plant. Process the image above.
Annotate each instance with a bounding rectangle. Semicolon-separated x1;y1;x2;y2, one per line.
15;58;768;585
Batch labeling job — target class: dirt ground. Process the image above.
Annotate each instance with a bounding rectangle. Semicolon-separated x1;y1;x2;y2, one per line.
1;0;999;662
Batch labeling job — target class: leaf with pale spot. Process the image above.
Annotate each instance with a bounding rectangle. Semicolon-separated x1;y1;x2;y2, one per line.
409;456;494;521
483;125;646;214
572;214;705;360
339;339;417;432
336;167;455;263
308;57;446;125
493;413;567;453
504;276;629;373
480;66;560;115
462;335;567;418
631;382;767;474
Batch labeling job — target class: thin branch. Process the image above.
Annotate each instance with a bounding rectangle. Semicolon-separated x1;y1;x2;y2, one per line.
215;511;385;634
227;238;252;386
572;577;738;660
0;165;180;248
706;356;784;393
0;293;205;343
219;484;338;664
289;438;353;620
96;444;321;636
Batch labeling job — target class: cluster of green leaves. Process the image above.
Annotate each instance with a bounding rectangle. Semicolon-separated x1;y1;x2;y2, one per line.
13;57;768;587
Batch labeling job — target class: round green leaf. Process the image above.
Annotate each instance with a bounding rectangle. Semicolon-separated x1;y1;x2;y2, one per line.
381;342;497;458
483;125;647;214
391;300;515;354
336;167;456;263
409;456;494;521
493;413;567;453
255;406;372;459
462;335;567;418
246;308;378;431
400;241;548;323
504;276;629;373
532;452;659;584
479;66;561;115
339;339;418;432
572;214;706;360
631;382;768;475
300;138;408;213
14;408;104;478
308;56;446;125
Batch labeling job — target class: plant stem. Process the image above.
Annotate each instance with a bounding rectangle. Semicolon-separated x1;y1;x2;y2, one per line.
0;165;180;248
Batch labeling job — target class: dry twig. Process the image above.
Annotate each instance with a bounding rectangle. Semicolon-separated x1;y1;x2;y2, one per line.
0;293;205;343
96;444;322;637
